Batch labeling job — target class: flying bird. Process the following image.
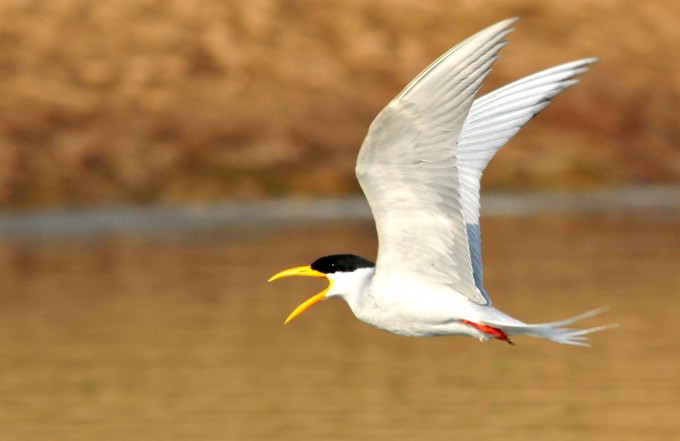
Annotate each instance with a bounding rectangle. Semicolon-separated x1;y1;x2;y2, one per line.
269;18;612;345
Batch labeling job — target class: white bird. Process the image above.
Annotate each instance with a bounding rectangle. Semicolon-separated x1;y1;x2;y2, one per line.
269;18;612;346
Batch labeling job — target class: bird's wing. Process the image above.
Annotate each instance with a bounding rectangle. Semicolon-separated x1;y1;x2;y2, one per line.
458;58;597;299
356;18;517;305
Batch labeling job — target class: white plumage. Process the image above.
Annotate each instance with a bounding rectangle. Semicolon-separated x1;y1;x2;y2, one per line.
269;18;613;346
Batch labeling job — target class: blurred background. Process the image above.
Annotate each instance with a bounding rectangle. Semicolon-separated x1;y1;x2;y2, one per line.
0;0;678;207
0;1;679;440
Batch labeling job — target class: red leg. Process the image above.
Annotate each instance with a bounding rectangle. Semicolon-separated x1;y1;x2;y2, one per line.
461;319;515;345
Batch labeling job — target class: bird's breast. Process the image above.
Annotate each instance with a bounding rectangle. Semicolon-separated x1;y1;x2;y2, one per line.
350;276;479;337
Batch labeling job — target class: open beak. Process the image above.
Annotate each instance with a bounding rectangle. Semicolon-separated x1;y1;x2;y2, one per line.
268;265;331;324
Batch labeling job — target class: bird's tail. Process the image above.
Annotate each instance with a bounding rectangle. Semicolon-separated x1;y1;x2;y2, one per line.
486;307;616;346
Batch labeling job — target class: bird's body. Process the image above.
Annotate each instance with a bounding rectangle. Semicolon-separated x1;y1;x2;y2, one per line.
269;18;613;346
344;268;510;338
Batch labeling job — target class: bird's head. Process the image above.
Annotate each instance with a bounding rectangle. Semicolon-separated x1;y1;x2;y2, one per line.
268;254;375;324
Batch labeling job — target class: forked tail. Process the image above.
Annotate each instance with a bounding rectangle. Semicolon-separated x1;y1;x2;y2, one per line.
486;307;616;346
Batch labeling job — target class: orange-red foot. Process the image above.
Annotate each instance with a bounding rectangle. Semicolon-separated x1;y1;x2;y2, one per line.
461;319;515;345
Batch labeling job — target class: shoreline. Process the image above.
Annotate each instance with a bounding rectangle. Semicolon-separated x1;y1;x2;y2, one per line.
0;185;678;239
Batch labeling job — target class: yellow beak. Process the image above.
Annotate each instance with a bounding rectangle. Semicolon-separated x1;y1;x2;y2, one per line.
268;265;331;324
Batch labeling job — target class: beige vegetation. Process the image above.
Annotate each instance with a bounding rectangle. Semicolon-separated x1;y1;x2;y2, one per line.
0;0;677;208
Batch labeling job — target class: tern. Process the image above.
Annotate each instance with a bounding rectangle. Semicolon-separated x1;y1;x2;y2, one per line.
269;18;612;345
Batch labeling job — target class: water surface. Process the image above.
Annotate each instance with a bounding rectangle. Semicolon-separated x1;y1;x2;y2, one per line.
0;212;678;440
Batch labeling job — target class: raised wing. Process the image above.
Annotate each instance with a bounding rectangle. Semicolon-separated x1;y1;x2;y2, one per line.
356;18;517;305
458;58;597;299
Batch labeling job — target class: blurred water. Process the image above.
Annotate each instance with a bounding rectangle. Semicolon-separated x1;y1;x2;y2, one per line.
1;186;679;238
0;208;679;440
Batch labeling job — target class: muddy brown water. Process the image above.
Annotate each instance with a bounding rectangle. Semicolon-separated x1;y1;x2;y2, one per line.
0;212;678;440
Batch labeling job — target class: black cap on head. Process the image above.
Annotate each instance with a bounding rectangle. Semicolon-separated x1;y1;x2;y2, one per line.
311;254;375;274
